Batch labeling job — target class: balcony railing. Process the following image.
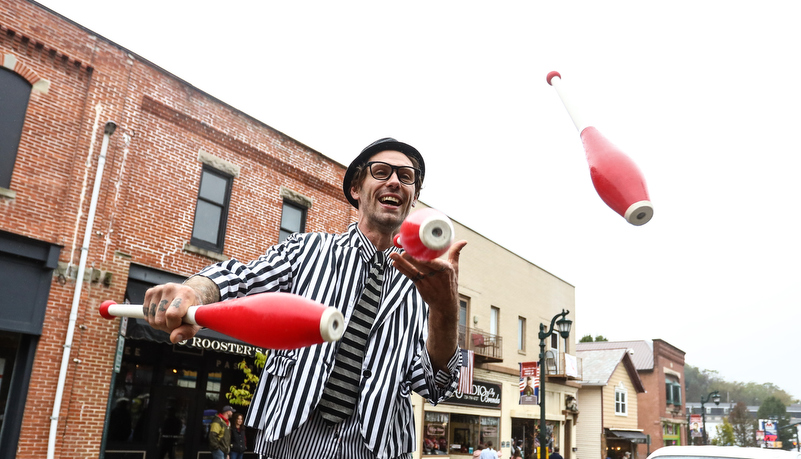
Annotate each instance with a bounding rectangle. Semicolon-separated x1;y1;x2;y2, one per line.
544;351;582;380
458;326;503;362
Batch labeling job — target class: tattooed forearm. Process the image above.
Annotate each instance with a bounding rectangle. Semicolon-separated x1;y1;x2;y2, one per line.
183;275;220;305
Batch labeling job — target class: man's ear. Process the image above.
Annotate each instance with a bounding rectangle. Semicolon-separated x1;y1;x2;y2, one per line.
350;185;361;204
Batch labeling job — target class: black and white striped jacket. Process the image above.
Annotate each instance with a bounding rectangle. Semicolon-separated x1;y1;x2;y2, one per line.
198;223;461;458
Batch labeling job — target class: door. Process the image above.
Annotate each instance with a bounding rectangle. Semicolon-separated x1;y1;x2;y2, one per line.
148;385;201;459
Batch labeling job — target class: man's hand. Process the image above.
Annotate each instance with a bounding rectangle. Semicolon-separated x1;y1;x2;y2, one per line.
390;240;467;371
142;277;220;343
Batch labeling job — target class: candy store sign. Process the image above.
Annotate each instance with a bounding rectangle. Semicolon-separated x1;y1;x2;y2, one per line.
444;380;502;408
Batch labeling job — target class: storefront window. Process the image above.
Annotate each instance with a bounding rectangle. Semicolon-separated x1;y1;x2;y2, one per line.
0;332;21;434
108;361;154;443
201;371;224;445
664;422;680;446
423;412;449;455
164;367;198;389
450;414;480;454
532;421;558;449
481;416;500;450
424;413;501;456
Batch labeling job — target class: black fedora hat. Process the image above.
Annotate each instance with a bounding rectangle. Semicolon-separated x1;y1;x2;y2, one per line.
342;137;425;209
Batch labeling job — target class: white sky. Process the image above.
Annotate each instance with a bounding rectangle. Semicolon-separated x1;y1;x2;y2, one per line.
35;1;801;400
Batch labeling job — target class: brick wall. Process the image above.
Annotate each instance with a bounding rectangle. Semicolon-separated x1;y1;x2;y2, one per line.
1;1;356;457
637;340;686;457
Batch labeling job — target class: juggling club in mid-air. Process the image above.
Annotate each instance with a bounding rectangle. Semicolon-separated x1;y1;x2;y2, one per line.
393;208;455;260
99;292;344;350
547;71;653;226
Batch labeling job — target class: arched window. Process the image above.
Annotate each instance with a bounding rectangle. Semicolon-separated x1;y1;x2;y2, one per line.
0;66;33;189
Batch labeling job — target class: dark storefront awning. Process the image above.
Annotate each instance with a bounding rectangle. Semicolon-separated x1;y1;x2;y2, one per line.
607;429;648;444
122;264;267;357
122;318;266;357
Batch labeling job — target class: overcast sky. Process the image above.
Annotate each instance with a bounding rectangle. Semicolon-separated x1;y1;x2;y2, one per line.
35;1;801;401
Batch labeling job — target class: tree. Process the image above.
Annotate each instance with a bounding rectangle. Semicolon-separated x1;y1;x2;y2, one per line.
684;365;719;403
729;402;757;447
756;396;793;449
712;418;736;446
684;365;797;406
226;351;267;406
579;334;608;342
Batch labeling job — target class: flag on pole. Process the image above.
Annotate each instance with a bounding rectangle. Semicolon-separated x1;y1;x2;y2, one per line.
459;349;474;394
519;361;539;405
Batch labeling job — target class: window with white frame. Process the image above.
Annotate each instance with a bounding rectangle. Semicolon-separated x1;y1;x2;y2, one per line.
518;317;526;351
615;383;628;415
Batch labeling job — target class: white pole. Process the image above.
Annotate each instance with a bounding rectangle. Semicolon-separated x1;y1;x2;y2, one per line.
547;71;588;133
47;121;117;459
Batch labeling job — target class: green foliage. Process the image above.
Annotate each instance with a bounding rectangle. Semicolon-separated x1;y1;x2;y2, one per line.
225;351;267;407
712;418;736;446
757;396;788;419
684;364;797;406
757;396;797;450
579;334;608;342
729;402;757;447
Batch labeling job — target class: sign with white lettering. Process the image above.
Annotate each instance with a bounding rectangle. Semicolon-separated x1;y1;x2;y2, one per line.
443;379;502;409
177;336;266;358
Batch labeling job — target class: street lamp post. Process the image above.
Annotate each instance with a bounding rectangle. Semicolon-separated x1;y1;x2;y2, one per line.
538;309;572;459
700;390;721;445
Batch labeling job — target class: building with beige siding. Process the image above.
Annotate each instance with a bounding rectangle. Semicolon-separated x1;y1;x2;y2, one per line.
576;349;646;459
577;340;687;457
413;205;581;459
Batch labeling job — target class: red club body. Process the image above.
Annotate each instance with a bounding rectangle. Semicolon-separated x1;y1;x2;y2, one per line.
547;71;653;225
99;292;343;350
581;126;653;225
393;208;455;260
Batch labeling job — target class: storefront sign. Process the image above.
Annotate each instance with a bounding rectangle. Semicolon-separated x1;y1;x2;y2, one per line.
177;336;266;357
444;379;501;408
114;335;125;373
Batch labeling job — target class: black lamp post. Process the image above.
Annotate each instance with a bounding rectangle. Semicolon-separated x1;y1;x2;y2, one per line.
700;390;721;445
538;309;572;459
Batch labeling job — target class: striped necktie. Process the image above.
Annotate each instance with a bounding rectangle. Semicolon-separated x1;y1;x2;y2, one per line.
318;251;386;424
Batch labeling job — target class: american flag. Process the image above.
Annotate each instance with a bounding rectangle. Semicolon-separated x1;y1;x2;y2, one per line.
458;349;474;394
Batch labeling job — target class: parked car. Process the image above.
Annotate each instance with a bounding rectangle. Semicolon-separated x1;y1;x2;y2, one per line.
647;446;801;459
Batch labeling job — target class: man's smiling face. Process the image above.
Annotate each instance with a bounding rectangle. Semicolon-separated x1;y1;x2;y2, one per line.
350;150;418;234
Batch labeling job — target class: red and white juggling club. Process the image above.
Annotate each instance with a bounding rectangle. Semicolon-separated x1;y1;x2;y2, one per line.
547;71;653;226
393;208;455;260
99;292;344;350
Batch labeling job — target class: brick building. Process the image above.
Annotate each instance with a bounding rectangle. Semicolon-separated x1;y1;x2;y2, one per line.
1;3;585;459
0;1;356;457
576;340;687;457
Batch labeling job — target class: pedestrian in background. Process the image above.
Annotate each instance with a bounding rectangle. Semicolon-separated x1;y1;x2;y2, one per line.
209;405;234;459
229;412;246;459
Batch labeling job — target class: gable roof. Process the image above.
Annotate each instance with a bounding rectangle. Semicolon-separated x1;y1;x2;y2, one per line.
576;348;646;393
576;340;654;371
